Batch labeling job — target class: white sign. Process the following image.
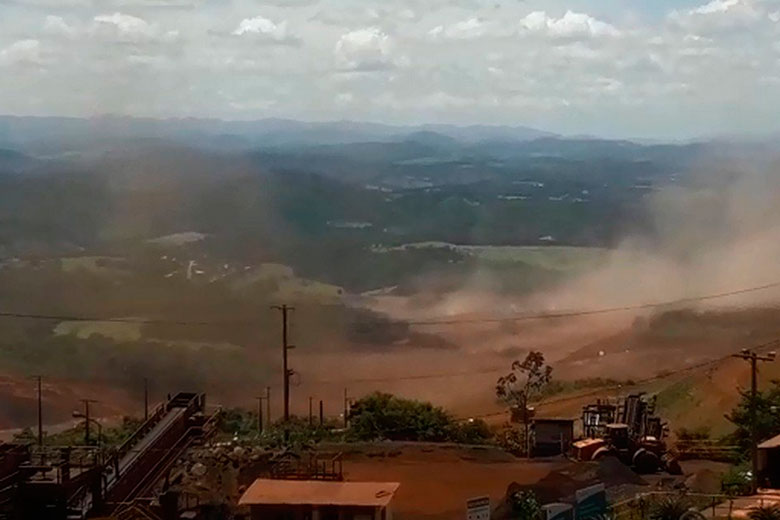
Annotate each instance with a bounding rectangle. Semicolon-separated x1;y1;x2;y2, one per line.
467;496;490;520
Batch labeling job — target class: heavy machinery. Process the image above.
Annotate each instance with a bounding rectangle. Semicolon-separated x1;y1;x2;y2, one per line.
573;393;681;474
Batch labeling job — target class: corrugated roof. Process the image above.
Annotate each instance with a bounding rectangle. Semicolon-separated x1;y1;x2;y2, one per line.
239;479;400;507
759;433;780;449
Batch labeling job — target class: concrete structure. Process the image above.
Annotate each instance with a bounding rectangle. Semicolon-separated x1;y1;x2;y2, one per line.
239;479;400;520
532;418;574;456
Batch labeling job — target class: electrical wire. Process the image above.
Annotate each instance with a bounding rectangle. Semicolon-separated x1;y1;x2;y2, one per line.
0;311;248;326
303;367;505;385
0;279;778;327
403;280;780;326
454;338;780;421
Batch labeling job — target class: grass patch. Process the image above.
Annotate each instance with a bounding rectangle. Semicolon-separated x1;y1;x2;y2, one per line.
655;378;696;411
539;377;632;399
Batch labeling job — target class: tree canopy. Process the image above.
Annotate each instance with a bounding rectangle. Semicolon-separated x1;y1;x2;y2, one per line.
348;392;490;443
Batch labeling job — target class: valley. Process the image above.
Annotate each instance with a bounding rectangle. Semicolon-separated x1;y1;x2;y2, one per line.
1;118;779;443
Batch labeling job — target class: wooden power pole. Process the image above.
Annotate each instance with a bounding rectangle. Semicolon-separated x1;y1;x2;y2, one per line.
80;399;98;445
266;386;271;427
734;348;777;491
343;388;350;429
255;396;264;434
272;305;295;422
35;376;43;448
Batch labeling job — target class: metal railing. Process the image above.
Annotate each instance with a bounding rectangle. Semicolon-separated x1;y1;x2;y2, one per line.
608;490;779;520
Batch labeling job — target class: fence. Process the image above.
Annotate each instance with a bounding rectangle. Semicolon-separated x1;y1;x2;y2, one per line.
609;491;766;520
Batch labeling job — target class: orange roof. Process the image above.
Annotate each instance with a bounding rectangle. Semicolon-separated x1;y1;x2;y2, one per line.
573;438;604;448
759;433;780;449
239;479;400;508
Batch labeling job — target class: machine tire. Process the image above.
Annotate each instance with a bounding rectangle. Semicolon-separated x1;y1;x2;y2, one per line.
632;448;660;474
591;447;615;461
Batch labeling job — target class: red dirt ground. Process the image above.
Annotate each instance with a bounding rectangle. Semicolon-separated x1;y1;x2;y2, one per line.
321;442;567;520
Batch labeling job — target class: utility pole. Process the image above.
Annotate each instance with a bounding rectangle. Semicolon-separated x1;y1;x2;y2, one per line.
143;378;149;421
734;348;777;492
309;397;313;426
34;376;43;448
271;305;295;422
80;399;98;445
343;388;350;429
258;396;264;433
266;386;271;427
319;400;324;426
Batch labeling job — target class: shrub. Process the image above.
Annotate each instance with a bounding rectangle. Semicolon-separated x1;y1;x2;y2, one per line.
721;464;753;496
749;505;780;520
648;496;691;520
509;490;542;520
348;392;490;443
495;424;527;456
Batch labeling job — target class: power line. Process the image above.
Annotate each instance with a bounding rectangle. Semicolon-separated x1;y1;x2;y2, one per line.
0;280;778;327
0;311;245;326
403;281;780;326
457;338;780;421
304;367;504;385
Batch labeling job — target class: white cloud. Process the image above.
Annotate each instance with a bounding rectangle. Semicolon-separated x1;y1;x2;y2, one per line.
691;0;741;15
334;27;394;72
43;15;78;38
2;0;780;138
9;0;202;5
520;10;621;39
669;0;764;31
335;92;354;105
0;39;42;67
127;53;166;67
93;12;178;43
232;16;298;44
428;18;486;40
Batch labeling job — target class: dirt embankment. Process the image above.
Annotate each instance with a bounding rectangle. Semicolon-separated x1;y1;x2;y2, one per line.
0;374;138;439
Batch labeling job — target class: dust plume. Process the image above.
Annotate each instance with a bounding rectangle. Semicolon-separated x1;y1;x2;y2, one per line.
533;152;780;313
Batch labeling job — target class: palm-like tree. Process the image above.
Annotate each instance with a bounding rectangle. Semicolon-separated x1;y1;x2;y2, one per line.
648;496;690;520
748;505;780;520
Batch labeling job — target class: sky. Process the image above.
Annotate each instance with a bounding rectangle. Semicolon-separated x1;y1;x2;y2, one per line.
0;0;779;139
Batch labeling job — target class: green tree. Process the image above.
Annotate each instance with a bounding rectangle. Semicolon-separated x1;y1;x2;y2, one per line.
348;392;453;441
347;392;489;443
725;380;780;456
496;351;552;455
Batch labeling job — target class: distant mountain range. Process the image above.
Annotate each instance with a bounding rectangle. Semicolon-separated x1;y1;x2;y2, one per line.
0;115;557;153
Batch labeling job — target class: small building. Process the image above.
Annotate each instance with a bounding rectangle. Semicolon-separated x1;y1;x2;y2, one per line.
239;479;400;520
759;434;780;487
532;418;575;456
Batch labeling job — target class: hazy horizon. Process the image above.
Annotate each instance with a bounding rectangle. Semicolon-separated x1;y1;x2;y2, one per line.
0;112;774;144
3;0;780;140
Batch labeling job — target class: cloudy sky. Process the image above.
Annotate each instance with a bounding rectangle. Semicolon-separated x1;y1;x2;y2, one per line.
1;0;779;138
